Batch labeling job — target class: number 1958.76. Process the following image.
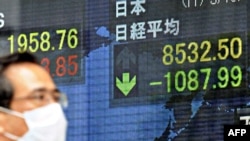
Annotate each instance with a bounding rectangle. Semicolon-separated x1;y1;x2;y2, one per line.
8;28;79;54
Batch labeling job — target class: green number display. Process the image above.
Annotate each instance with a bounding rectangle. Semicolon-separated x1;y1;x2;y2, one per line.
164;66;242;94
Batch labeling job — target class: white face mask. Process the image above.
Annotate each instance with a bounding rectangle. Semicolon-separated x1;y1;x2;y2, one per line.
0;103;67;141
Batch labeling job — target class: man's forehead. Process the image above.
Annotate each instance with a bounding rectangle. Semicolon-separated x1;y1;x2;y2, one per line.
3;62;56;96
4;62;48;79
4;62;41;71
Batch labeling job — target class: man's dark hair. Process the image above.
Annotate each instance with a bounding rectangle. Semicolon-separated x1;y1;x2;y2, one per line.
0;52;39;108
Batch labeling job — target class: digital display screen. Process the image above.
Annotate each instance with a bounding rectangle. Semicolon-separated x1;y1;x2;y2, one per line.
1;0;250;141
0;25;84;83
0;0;87;84
110;0;249;106
112;33;247;103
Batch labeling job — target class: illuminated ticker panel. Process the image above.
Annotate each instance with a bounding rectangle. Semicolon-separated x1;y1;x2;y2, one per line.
110;0;248;107
1;0;250;141
3;26;83;83
0;1;85;84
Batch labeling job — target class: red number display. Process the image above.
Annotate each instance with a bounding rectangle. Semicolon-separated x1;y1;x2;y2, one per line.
40;54;79;77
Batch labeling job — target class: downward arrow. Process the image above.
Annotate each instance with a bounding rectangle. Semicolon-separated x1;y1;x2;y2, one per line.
116;73;136;96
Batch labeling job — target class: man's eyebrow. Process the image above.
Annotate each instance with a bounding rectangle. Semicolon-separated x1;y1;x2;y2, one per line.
30;88;60;93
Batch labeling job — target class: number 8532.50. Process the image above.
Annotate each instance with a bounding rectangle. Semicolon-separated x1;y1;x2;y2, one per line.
162;37;242;65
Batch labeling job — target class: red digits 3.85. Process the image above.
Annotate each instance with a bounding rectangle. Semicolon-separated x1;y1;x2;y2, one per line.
40;55;78;77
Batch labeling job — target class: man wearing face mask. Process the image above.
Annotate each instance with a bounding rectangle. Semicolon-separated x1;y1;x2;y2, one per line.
0;52;68;141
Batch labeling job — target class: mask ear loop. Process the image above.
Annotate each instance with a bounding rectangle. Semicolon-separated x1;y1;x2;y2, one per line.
0;107;24;118
3;132;20;141
0;107;24;140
